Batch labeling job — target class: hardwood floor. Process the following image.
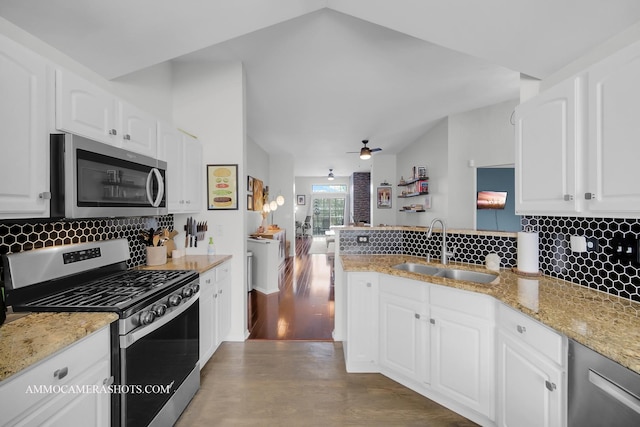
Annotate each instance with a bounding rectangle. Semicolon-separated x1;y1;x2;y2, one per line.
248;236;334;340
176;341;479;426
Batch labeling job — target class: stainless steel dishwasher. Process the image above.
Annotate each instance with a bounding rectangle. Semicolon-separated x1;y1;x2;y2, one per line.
568;339;640;426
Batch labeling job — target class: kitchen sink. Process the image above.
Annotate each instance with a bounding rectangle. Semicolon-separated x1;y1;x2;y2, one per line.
392;263;442;276
433;268;498;284
391;263;498;284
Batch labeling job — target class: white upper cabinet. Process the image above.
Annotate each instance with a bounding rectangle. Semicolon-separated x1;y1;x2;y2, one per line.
0;34;50;219
55;69;117;144
117;100;158;158
586;40;640;213
55;68;157;158
515;39;640;217
515;76;584;215
158;122;202;213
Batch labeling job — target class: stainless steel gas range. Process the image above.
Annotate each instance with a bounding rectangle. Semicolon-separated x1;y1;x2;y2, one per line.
3;238;200;427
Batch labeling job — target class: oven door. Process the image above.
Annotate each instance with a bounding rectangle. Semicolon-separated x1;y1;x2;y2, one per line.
120;294;199;427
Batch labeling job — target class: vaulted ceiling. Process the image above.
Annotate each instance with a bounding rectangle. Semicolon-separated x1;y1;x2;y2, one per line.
2;0;640;177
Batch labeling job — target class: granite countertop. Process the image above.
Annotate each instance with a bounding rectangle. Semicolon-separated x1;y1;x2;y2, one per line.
340;254;640;374
135;254;232;274
0;312;118;382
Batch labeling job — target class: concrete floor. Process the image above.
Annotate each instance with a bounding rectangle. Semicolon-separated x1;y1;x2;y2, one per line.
176;341;478;426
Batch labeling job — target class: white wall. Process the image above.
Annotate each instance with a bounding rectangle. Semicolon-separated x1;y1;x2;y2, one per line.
396;118;449;227
447;99;518;228
246;136;270;234
172;60;248;341
269;153;295;254
370;154;396;226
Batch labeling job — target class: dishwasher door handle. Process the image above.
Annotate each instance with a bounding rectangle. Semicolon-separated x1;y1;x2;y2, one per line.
589;369;640;415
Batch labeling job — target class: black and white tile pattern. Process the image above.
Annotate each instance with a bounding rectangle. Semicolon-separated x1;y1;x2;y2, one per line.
0;215;174;277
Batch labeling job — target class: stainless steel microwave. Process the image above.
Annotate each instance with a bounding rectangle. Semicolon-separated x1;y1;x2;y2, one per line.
50;133;167;218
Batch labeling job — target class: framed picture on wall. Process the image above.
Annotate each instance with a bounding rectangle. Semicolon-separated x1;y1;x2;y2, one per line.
247;176;254;192
377;186;392;208
253;179;264;211
297;195;306;205
207;164;238;210
247;194;254;211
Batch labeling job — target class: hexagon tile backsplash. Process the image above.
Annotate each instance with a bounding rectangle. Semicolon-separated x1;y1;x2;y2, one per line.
0;215;174;278
340;216;640;303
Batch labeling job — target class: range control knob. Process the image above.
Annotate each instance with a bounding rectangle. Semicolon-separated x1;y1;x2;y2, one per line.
190;283;200;294
168;294;183;307
151;303;167;317
139;310;155;325
182;287;194;298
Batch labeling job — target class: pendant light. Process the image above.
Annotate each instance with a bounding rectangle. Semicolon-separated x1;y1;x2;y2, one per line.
328;168;335;180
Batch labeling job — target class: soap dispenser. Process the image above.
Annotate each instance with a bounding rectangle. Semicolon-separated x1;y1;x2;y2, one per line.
207;237;215;256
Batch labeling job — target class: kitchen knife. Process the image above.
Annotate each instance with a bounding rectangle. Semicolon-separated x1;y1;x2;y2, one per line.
193;220;197;247
185;218;190;248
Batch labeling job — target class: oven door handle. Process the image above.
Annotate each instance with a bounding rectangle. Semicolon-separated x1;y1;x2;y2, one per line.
120;292;199;349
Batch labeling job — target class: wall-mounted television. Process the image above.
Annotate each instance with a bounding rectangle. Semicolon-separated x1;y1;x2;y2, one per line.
477;191;507;209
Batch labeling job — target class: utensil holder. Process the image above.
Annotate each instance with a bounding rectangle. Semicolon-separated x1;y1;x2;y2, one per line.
146;246;167;266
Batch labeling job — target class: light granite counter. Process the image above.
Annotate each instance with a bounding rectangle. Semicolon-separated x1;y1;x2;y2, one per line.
135;254;232;274
0;312;118;382
340;254;640;375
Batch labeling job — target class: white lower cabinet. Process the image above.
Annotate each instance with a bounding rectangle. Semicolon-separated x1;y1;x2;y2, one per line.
430;285;495;421
497;304;566;427
378;275;430;386
345;272;378;372
199;261;232;368
0;325;111;427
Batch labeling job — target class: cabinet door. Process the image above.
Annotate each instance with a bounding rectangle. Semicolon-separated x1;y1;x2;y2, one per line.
379;291;429;384
182;134;202;212
118;101;157;158
346;273;378;372
430;305;494;418
199;270;217;367
55;69;117;144
587;40;640;213
157;122;185;212
514;76;583;214
497;330;563;427
215;262;232;345
0;35;49;218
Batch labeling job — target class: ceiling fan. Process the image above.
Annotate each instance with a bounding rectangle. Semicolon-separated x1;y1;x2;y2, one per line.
347;140;382;159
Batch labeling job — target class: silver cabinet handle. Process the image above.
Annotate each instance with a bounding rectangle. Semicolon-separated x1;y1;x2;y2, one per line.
103;376;114;386
39;192;51;199
517;325;526;333
54;367;68;380
109;129;117;135
366;282;371;287
563;194;573;201
545;380;556;391
124;134;131;140
430;318;435;325
414;313;420;319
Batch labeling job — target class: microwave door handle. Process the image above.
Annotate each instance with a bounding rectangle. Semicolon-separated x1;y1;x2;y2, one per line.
146;168;165;207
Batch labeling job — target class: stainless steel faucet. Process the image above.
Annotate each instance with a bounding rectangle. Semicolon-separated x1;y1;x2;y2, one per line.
426;218;452;265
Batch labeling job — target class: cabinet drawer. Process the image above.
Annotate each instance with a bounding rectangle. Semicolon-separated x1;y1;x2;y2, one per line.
215;263;230;283
498;303;564;365
430;284;494;320
0;326;110;425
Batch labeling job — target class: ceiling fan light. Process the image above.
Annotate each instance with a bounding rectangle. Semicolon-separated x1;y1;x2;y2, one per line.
328;168;335;180
360;147;372;160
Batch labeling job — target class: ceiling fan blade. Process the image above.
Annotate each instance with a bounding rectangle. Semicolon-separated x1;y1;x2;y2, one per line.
371;148;382;152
